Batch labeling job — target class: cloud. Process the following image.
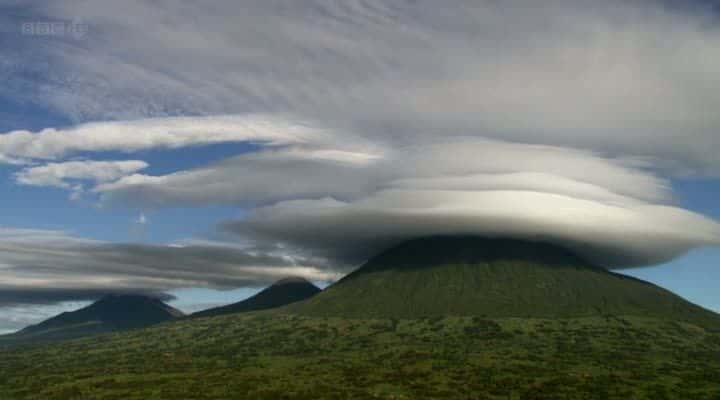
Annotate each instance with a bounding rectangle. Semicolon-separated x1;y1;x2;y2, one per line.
0;115;324;161
227;189;720;269
94;144;383;207
0;301;91;334
136;212;148;225
3;0;720;173
94;138;669;206
0;227;340;308
90;134;719;269
14;160;149;189
46;134;720;269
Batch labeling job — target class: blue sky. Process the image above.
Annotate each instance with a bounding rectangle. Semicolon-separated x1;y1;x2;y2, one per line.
0;0;719;332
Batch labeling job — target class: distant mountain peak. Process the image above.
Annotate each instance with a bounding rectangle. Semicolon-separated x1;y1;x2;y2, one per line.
87;293;184;318
4;293;183;344
272;276;312;286
193;277;321;318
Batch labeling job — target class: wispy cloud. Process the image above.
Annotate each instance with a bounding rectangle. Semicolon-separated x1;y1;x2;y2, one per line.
3;0;720;173
14;160;148;189
0;115;323;160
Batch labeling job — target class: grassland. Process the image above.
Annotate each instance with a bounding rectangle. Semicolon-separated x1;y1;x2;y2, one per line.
1;312;719;400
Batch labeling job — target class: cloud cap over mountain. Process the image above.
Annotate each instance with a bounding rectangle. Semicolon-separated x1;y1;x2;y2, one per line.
0;0;719;315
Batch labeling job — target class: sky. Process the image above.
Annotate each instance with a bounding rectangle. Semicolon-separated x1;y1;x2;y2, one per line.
0;0;719;333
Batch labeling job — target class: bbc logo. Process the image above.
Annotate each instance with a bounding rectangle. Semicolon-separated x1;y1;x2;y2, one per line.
21;20;88;39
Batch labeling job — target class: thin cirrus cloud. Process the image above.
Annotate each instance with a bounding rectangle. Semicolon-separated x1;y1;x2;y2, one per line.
2;0;720;173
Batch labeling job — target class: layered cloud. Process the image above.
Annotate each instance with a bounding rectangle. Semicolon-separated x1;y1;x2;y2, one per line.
0;227;339;307
86;135;717;268
229;190;720;269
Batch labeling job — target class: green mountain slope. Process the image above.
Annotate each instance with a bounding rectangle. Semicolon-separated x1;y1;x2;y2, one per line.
287;237;720;329
192;277;321;318
1;313;718;399
0;294;183;345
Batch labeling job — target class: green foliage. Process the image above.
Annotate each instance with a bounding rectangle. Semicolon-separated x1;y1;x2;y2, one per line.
0;313;719;399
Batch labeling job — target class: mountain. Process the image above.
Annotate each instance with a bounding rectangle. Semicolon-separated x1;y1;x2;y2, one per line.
0;294;184;345
1;239;719;398
286;236;720;329
193;277;321;318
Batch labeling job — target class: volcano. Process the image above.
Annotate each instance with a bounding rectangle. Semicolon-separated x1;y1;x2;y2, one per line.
287;236;720;329
1;294;183;345
193;277;321;318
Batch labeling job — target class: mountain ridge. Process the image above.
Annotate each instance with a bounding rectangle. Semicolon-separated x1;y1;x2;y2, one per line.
193;277;321;318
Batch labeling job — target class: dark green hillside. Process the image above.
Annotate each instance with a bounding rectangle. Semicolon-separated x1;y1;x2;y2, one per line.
192;277;320;318
0;294;183;345
0;313;718;399
287;237;720;329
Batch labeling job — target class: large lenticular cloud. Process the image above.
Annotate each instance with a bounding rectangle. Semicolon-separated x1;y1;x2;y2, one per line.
216;139;719;269
94;135;720;268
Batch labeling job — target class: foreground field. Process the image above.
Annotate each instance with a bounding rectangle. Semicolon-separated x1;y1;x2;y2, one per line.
1;313;719;400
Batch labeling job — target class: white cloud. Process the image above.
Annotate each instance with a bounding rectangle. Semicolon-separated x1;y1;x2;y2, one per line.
14;160;149;189
136;212;148;225
0;115;324;160
93;138;670;206
228;189;720;269
94;144;383;207
78;135;720;269
3;0;720;173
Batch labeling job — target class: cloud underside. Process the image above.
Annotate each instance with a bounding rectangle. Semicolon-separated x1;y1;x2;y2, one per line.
230;190;720;268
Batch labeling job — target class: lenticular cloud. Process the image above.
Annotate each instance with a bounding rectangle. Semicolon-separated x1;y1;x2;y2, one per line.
10;115;720;269
202;137;720;269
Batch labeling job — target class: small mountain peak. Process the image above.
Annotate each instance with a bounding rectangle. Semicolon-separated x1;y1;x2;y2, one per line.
272;276;312;286
193;277;321;318
96;293;159;303
10;292;183;343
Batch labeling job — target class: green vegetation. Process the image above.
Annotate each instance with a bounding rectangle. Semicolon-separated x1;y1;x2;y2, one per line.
0;312;719;399
289;237;720;330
